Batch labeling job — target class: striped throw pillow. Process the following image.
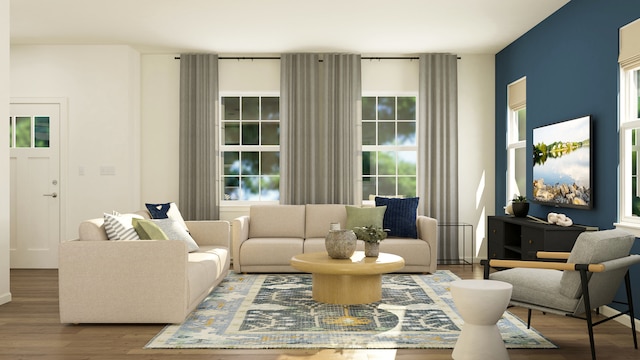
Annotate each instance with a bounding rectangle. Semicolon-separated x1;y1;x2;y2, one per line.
103;211;143;240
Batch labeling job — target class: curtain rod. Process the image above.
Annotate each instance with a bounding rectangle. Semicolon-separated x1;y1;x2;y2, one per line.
174;56;461;60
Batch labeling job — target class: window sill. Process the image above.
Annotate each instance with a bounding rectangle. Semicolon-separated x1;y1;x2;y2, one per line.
613;222;640;238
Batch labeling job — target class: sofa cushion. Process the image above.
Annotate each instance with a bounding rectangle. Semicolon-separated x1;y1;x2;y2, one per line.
132;218;169;240
152;219;200;252
345;205;386;230
305;204;348;238
249;205;306;238
375;197;419;238
240;238;304;266
103;212;143;240
491;268;579;313
187;246;229;307
304;238;365;254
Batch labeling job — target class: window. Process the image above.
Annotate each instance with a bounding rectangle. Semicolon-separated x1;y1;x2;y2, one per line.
9;115;50;148
361;95;417;201
507;78;526;203
221;95;280;201
618;18;640;231
619;67;640;223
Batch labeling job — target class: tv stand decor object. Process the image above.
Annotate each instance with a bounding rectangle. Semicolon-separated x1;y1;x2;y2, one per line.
487;216;595;260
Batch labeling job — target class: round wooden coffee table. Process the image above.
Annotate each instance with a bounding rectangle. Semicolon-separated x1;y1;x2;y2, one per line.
290;251;405;305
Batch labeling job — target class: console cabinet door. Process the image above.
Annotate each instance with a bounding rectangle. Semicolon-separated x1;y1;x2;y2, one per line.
488;218;505;259
521;227;545;260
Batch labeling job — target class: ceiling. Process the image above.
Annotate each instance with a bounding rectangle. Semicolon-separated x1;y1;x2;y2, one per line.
10;0;570;55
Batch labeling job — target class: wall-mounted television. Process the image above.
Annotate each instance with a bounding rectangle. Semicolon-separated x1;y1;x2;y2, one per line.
532;115;592;209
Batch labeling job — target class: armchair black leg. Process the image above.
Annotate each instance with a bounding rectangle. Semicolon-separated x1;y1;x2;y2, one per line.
624;271;638;349
527;309;532;329
481;259;490;279
578;266;597;360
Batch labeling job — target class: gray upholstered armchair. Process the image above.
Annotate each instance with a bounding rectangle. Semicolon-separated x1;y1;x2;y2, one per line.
482;229;640;360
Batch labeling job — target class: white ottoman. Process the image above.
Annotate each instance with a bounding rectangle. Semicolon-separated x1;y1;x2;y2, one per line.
450;279;513;360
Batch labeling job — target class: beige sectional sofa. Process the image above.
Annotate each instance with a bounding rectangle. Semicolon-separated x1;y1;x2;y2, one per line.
232;204;437;274
59;210;230;324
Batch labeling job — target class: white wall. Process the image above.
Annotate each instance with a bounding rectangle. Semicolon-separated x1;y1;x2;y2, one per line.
10;45;141;241
457;55;495;260
5;49;494;274
140;54;496;260
0;0;11;305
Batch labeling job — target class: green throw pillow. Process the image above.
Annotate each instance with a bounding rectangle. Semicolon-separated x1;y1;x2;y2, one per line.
345;205;387;230
132;218;169;240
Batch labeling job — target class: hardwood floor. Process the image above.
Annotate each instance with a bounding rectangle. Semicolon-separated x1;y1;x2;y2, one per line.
0;265;637;360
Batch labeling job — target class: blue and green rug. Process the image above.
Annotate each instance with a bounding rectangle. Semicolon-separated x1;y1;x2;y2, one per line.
145;270;556;349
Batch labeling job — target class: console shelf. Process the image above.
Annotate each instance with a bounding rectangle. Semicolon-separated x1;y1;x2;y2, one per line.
487;216;593;261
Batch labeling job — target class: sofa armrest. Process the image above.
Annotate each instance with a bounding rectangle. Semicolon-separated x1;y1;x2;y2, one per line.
232;216;250;272
417;215;438;273
185;220;230;248
59;239;189;323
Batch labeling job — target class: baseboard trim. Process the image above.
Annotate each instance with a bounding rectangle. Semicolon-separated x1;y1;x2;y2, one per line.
600;305;640;332
0;292;11;305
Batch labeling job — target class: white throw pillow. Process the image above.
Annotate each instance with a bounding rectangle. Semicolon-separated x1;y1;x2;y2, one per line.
145;202;189;231
151;218;200;252
103;211;143;240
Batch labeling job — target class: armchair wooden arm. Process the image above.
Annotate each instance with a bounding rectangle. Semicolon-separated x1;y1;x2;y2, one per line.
487;259;605;273
536;251;571;260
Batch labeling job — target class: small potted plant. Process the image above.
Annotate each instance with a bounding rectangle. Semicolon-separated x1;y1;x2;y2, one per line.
353;225;388;257
511;195;529;217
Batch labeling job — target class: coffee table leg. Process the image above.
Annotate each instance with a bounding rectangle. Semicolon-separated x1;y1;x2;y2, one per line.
312;273;382;305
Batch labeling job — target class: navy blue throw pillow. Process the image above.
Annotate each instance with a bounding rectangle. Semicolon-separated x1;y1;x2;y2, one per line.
374;197;419;238
145;203;171;219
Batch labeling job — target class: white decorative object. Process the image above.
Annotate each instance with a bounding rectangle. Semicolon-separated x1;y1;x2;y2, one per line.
547;212;573;227
330;222;340;231
451;279;513;360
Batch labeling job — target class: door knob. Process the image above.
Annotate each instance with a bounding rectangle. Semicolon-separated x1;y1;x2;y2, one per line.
43;192;58;198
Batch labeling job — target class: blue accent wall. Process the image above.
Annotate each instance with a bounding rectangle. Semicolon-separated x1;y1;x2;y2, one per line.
495;0;640;320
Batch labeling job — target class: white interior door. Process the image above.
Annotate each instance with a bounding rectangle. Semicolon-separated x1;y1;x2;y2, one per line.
9;102;60;269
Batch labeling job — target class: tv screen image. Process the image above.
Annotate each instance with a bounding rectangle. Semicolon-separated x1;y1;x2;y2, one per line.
532;115;592;209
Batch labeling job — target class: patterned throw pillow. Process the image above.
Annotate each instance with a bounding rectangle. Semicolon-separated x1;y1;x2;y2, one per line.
103;211;143;240
151;218;200;252
375;196;419;238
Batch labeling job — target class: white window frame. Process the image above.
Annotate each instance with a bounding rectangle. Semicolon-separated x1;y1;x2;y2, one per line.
506;78;527;205
219;92;280;206
616;66;640;235
361;93;419;205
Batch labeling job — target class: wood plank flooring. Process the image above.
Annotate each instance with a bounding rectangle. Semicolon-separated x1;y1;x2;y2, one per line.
0;265;637;360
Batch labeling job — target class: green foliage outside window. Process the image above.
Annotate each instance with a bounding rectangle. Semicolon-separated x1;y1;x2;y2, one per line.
362;96;417;200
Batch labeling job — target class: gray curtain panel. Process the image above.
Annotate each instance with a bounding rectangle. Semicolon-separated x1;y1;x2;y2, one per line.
418;53;459;262
280;53;361;205
179;54;219;220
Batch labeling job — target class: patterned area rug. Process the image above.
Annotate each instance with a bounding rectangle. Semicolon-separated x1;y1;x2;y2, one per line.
145;270;556;349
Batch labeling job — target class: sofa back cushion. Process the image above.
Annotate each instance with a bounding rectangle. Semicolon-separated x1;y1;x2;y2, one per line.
249;205;306;238
305;204;348;238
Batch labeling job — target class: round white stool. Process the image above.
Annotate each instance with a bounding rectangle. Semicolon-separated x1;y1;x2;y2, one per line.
450;279;513;360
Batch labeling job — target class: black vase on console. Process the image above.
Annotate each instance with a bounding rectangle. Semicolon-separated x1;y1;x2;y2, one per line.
512;202;529;217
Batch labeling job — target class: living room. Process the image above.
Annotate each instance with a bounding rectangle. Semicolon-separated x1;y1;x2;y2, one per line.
2;0;640;359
